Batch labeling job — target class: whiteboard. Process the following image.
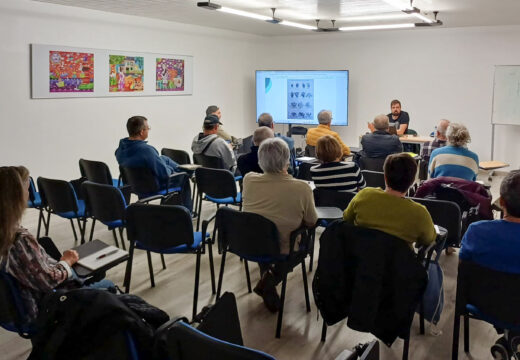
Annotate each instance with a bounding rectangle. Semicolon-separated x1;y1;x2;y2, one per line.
492;65;520;125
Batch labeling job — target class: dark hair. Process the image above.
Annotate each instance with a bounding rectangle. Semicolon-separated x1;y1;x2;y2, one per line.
383;153;417;192
316;135;342;163
390;99;401;107
500;170;520;217
258;113;273;127
126;116;147;137
206;105;219;116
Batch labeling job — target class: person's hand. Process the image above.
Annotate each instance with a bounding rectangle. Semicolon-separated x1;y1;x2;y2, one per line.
61;250;79;266
367;122;375;132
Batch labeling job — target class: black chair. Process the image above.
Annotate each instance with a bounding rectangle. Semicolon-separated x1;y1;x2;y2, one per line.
161;148;191;165
297;161;318;181
304;145;316;157
452;260;520;360
313;188;356;211
155;318;276;360
361;170;386;189
404;129;421;154
411;197;462;249
193;153;225;169
82;181;128;249
215;207;311;338
418;159;428;181
37;177;88;244
28;176;47;239
358;156;386;172
194;167;241;231
80;158;131;205
124;203;215;319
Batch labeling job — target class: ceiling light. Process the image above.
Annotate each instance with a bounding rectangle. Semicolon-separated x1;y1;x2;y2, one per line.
381;0;414;11
279;20;316;30
411;12;434;23
217;6;272;21
341;13;412;22
339;23;415;31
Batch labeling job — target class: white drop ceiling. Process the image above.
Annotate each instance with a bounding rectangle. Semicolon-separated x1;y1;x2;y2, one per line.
33;0;520;36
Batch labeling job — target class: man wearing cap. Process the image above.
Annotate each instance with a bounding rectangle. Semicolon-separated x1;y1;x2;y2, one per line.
191;114;237;172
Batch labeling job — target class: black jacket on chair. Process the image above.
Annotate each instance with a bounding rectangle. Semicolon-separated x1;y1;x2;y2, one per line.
312;221;428;346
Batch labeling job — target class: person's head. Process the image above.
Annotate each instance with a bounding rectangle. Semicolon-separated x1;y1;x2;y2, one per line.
126;116;150;140
373;114;390;131
446;123;471;147
258;113;274;129
203;114;220;134
316;135;342;163
253;126;274;146
258;138;290;174
0;166;30;255
317;110;332;126
383;153;417;193
206;105;221;119
390;100;401;116
499;170;520;218
436;119;450;140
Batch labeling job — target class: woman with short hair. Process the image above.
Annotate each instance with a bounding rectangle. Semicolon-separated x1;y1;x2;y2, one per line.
311;135;365;192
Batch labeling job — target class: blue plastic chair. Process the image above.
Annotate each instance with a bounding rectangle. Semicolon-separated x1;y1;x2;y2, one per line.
27;177;48;239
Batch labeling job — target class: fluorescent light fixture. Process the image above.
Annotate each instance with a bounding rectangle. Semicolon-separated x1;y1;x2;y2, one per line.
411;12;434;23
341;13;412;22
279;20;316;30
217;7;271;21
197;2;221;10
381;0;414;11
339;23;415;31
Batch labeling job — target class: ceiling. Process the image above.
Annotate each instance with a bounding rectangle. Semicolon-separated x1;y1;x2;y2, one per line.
34;0;520;36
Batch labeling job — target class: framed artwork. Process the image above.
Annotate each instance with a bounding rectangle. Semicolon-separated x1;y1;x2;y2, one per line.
31;44;193;98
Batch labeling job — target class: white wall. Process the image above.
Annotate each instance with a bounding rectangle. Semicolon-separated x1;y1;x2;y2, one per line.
0;0;262;180
263;26;520;169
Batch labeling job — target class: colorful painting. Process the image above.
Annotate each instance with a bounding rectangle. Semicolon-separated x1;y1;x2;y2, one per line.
156;58;184;91
49;51;94;92
109;55;144;92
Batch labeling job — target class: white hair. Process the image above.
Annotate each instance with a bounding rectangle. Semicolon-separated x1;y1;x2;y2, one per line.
253;127;274;146
373;114;389;131
317;110;332;125
446;123;471;147
437;119;450;136
258;138;290;173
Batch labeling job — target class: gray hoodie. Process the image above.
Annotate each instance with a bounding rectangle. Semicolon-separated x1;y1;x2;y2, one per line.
191;133;236;171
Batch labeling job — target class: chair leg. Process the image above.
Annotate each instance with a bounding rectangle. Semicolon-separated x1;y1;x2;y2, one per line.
301;260;311;312
78;218;87;244
89;218;96;242
402;330;410;360
420;299;425;335
160;254;167;270
196;195;203;231
452;313;460;360
45;211;51;236
463;315;469;353
216;250;227;299
37;209;44;239
309;229;315;272
118;227;126;250
112;229;120;248
146;251;155;288
321;320;327;342
193;251;202;320
70;219;78;241
276;275;288;338
123;243;135;293
244;260;252;293
207;237;216;295
191;182;197;214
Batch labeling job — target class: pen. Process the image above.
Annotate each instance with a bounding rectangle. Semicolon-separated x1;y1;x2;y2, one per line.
96;249;118;260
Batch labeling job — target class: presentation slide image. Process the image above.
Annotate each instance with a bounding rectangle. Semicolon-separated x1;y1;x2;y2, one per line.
287;79;314;120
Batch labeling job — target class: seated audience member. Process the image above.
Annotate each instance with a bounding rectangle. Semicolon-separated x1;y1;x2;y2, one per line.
421;119;450;162
306;110;351;156
237;127;274;176
257;112;294;151
206;105;237;144
116;115;181;186
428;123;479;181
343;153;436;248
0;166;113;322
192;114;237;172
243;138;318;312
359;114;403;159
311;135;366;192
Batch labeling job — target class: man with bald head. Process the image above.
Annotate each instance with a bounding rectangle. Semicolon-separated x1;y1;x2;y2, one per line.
359;114;403;159
421;119;450;162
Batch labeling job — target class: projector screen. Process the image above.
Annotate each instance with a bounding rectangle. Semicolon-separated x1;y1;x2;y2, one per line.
256;70;349;126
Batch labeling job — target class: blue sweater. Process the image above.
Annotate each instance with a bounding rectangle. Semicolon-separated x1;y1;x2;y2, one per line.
428;145;479;181
115;138;179;187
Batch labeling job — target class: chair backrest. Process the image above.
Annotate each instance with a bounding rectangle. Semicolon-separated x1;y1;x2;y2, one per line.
297;161;317;181
313;188;356;210
304;145;316;157
37;177;79;213
119;166;160;197
195;167;237;199
0;271;34;338
456;260;520;327
82;181;127;224
155;319;276;360
403;129;421;154
126;203;194;250
358;156;386;172
410;197;462;247
215;207;280;258
237;135;253;156
79;159;113;185
27;176;42;208
161;148;191;165
361;170;386;189
193;153;225;169
418;159;428;181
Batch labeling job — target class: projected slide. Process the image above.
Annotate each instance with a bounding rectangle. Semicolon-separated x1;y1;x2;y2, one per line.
256;70;348;126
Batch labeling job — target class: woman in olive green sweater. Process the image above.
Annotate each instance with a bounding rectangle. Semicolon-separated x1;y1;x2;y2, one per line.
344;153;436;248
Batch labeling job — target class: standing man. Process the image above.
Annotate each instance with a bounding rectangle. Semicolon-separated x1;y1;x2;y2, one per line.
206;105;236;143
421;119;450;162
387;99;410;135
306;110;351;156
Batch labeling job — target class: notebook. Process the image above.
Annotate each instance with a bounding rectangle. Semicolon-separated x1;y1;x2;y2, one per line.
77;245;127;271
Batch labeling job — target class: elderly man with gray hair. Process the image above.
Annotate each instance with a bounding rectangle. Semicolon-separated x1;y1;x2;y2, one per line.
257;112;295;151
421;119;450;162
237;126;274;176
306;110;351;156
359;114;403;159
243;138;318;312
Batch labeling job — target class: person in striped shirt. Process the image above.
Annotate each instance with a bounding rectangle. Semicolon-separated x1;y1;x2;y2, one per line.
311;135;365;192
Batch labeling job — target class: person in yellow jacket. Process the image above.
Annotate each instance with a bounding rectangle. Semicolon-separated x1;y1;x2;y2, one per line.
306;110;350;156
